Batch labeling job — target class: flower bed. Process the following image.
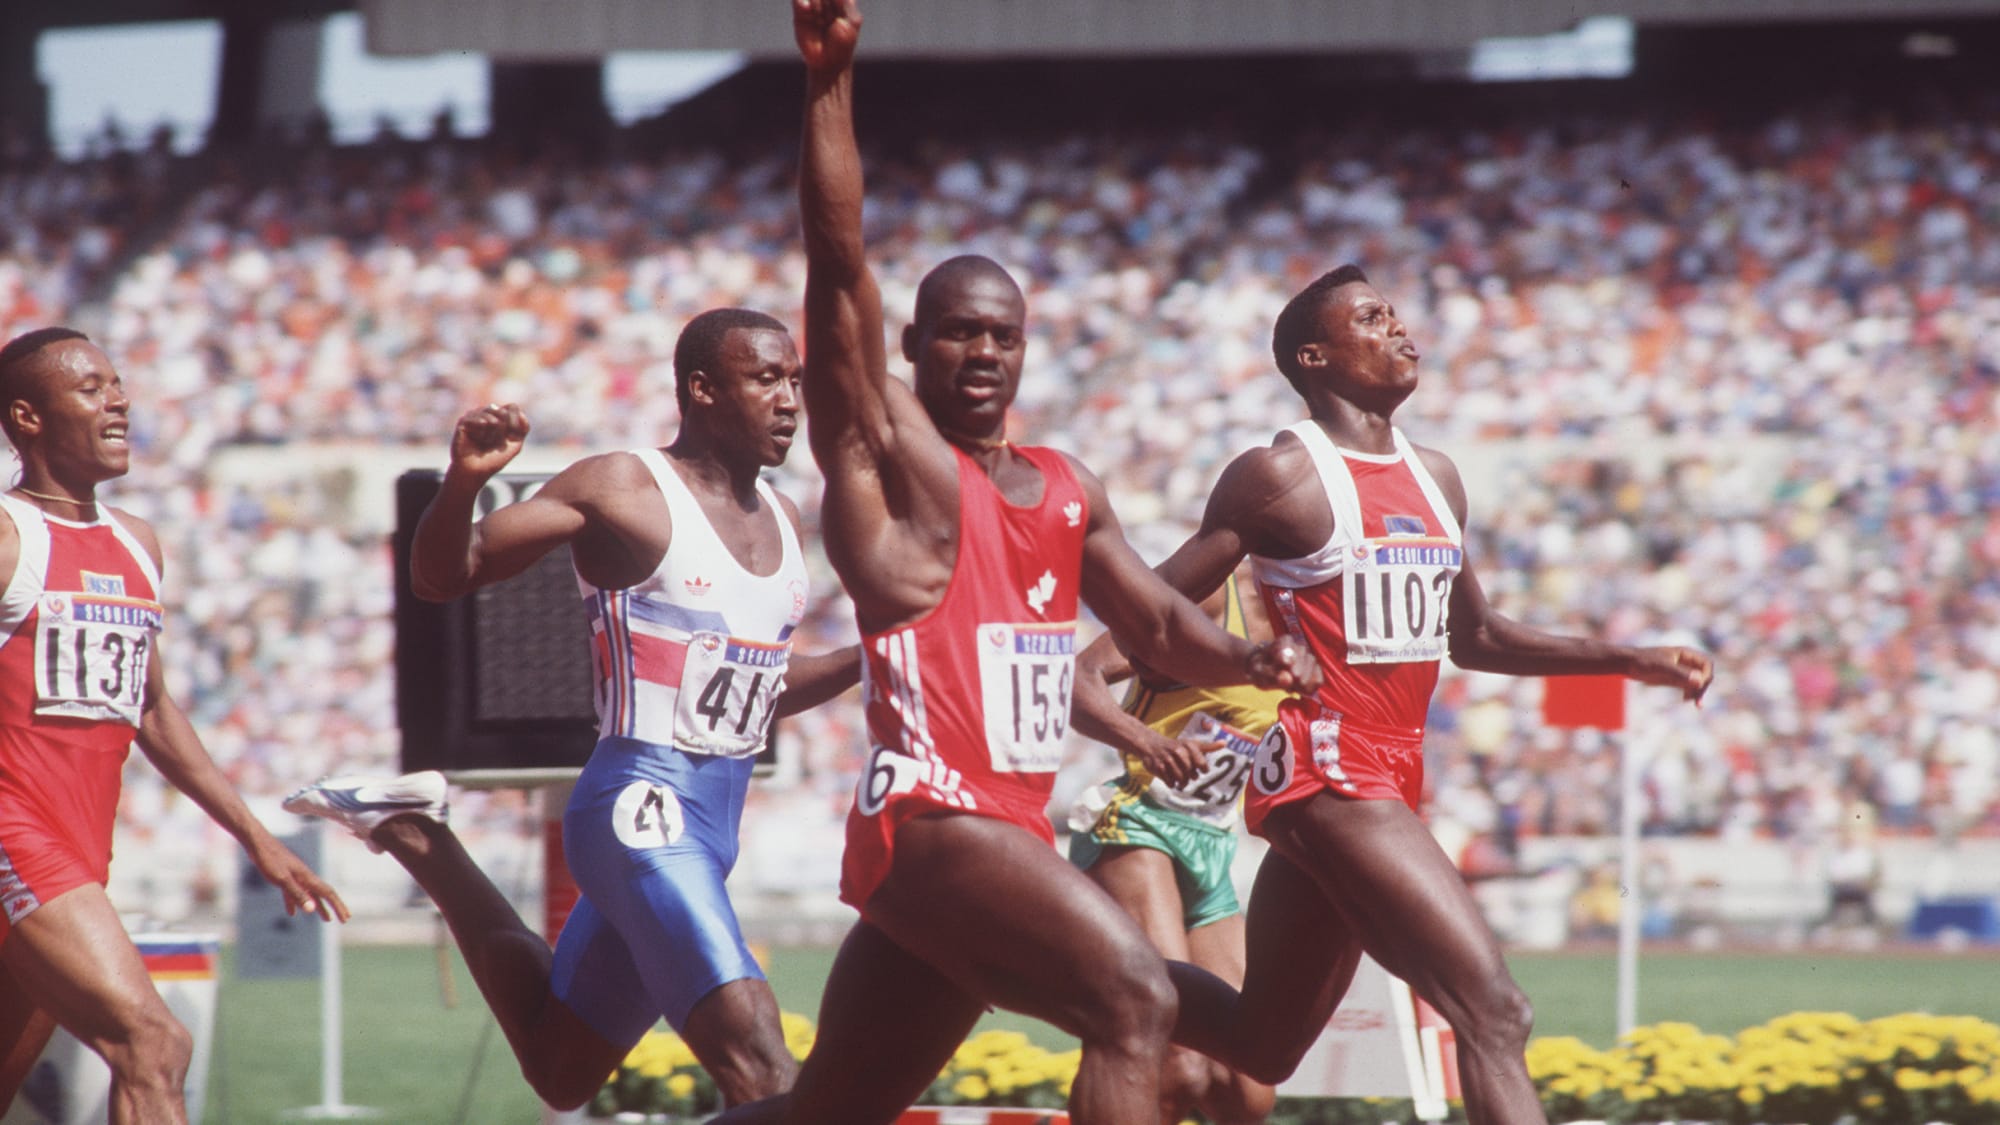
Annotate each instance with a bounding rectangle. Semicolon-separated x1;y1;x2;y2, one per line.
590;1011;2000;1124
588;1025;1077;1119
1529;1012;2000;1125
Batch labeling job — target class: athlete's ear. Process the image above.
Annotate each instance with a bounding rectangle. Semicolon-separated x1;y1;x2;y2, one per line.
686;369;719;408
6;399;40;441
1295;342;1327;372
900;324;919;364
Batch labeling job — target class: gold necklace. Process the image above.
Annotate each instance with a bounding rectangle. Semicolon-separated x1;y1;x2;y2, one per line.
13;486;95;508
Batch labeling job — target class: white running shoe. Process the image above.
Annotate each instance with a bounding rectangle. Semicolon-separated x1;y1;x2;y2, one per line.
283;770;449;852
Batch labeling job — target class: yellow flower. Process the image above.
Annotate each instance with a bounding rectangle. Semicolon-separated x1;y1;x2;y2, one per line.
667;1074;696;1099
952;1075;990;1102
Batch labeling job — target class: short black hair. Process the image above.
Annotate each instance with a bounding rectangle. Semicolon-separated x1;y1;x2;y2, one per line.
0;327;91;444
1271;265;1370;388
912;255;1020;331
672;308;787;413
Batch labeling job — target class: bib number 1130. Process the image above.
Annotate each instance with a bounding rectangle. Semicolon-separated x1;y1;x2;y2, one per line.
32;593;161;726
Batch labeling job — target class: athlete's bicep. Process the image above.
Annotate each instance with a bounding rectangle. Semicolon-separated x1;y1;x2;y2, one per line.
459;490;593;587
1074;465;1186;642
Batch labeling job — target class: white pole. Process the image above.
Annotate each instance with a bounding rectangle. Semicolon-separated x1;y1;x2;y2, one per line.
285;820;380;1120
321;864;344;1111
1616;727;1641;1039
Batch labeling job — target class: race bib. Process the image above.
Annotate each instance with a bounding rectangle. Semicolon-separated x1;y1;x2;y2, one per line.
976;621;1076;773
673;632;789;756
612;781;685;849
1343;538;1460;664
1252;722;1293;796
1149;710;1260;822
33;590;161;726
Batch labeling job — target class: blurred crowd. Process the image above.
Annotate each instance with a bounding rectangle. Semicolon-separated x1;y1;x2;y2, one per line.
2;81;1996;883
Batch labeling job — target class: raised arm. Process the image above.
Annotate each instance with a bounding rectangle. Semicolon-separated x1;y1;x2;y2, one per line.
118;515;348;922
409;403;606;602
1070;456;1316;696
794;0;962;628
794;0;891;466
1419;448;1713;700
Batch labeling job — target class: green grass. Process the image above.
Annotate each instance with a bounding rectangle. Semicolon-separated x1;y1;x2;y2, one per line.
202;944;2000;1124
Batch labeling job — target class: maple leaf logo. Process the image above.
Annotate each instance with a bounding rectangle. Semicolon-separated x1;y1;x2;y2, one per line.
1026;570;1057;616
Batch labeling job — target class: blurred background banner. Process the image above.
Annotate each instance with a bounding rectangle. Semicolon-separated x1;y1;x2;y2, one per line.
235;829;322;981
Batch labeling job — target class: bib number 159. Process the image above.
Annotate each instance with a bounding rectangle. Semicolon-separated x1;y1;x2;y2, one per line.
976;621;1076;774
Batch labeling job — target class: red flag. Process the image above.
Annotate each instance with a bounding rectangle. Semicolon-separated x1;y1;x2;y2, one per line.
1541;675;1626;730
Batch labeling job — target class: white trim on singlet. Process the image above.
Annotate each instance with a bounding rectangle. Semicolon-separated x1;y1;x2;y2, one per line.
1249;422;1462;589
633;448;803;582
0;494;51;644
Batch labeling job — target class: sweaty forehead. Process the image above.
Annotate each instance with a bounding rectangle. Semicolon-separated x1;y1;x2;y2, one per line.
21;339;115;391
721;327;798;369
1328;282;1387;318
930;273;1025;323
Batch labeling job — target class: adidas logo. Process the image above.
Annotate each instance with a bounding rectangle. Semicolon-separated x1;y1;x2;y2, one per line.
684;576;712;597
1063;501;1083;528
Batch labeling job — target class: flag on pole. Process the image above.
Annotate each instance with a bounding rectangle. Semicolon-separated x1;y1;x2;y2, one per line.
1541;675;1626;730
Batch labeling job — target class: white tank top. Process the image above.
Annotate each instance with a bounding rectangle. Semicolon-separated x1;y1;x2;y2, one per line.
578;450;809;756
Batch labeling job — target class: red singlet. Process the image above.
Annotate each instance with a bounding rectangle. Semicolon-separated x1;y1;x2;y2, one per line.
1245;423;1462;828
840;445;1088;912
0;494;162;939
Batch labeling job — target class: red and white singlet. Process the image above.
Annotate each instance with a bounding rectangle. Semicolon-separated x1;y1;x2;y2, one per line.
840;444;1089;911
1246;422;1463;826
0;493;164;934
578;450;808;757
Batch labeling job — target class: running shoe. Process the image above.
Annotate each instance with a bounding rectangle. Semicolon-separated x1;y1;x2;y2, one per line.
283;770;449;852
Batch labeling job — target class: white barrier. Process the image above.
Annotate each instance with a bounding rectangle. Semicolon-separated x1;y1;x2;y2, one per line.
1276;954;1458;1122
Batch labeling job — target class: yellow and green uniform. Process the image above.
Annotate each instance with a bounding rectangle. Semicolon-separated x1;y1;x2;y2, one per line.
1068;577;1285;929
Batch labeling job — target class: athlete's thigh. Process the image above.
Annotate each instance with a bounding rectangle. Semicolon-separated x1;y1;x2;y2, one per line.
1082;844;1194;962
1235;847;1361;1052
780;921;985;1125
1;884;170;1048
0;962;57;1108
544;898;649;1081
1259;794;1509;1008
866;813;1164;1037
1184;913;1247;989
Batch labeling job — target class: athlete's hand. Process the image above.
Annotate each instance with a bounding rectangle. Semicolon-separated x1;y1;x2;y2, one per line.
449;403;530;479
1627;646;1713;704
1246;637;1322;696
1131;732;1226;790
250;839;352;923
794;0;861;75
